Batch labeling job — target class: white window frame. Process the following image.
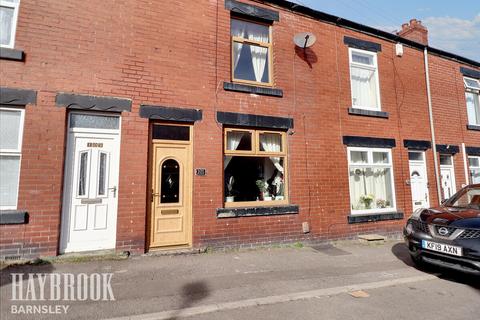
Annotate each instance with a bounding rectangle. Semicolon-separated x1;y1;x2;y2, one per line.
463;77;480;126
347;147;396;215
468;155;480;184
348;48;382;111
0;106;25;209
0;0;21;48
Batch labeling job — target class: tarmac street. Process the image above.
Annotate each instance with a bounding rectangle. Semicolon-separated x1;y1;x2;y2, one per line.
1;241;479;320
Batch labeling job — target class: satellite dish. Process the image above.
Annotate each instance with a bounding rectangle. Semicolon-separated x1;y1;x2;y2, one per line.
293;32;316;48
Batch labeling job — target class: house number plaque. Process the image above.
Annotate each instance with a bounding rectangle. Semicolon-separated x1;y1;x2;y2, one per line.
87;142;103;148
195;168;206;176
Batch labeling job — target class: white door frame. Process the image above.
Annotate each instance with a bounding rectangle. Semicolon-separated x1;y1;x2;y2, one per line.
60;112;121;253
408;151;430;210
440;154;456;201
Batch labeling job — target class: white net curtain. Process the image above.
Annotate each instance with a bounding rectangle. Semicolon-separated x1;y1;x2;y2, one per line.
259;133;283;173
351;66;378;109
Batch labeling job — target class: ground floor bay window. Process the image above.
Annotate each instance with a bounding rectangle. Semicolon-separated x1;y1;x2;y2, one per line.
224;128;287;206
347;147;396;214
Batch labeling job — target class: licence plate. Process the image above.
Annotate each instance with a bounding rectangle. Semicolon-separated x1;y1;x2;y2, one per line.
421;240;463;256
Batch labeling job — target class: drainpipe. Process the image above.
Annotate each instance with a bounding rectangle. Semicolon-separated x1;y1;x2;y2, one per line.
424;47;442;203
462;143;469;186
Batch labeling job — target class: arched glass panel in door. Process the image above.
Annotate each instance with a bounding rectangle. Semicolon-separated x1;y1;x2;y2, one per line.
160;159;180;203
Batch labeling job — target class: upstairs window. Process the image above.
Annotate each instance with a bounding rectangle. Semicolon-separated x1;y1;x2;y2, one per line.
464;77;480;126
349;48;381;111
224;128;287;206
0;107;24;209
0;0;20;48
231;18;272;86
469;156;480;184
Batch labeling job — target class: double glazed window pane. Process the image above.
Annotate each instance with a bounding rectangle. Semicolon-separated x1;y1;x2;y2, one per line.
373;152;389;164
0;109;22;150
350;151;368;164
224;156;285;202
231;19;269;42
259;133;282;152
349;167;394;210
469;157;480;167
70;114;119;129
466;92;480;125
408;152;423;161
352;52;374;66
464;78;480;90
226;131;252;151
350;65;378;109
233;43;270;83
440;155;452;166
0;155;20;207
0;6;14;46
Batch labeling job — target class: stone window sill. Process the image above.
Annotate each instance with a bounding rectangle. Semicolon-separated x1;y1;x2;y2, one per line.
348;108;389;119
0;47;25;61
467;124;480;131
0;210;29;224
217;205;299;218
347;211;403;224
223;82;283;97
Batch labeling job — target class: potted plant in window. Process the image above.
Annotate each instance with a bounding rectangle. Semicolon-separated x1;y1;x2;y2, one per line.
360;194;374;209
226;176;235;202
256;179;271;201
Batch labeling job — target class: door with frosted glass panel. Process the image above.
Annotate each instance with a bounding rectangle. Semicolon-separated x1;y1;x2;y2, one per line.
61;113;120;253
408;152;429;211
440;155;456;201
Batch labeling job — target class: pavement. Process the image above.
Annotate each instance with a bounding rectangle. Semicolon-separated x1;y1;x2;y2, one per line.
1;240;479;320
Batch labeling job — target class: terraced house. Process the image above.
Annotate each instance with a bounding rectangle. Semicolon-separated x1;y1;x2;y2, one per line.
0;0;479;259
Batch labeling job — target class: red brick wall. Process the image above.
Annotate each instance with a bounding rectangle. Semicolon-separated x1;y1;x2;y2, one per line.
428;54;480;190
1;0;478;258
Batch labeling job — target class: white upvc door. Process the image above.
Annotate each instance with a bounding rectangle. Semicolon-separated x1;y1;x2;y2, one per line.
408;152;429;211
440;155;456;201
60;113;120;253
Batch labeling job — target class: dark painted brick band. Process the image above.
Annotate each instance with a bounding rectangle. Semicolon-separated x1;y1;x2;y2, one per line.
0;87;37;105
467;124;480;131
348;108;388;118
343;136;396;148
0;47;25;61
436;144;460;154
403;139;432;150
139;105;202;122
56;93;132;112
460;67;480;79
217;205;299;218
347;212;403;224
223;82;283;97
344;36;382;52
0;210;29;225
466;146;480;156
217;111;293;130
0;48;25;61
225;0;279;22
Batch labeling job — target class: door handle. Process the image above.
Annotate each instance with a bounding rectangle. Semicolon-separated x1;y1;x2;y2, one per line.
109;186;117;198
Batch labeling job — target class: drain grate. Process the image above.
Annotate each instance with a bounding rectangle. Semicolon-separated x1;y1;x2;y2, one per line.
311;244;351;256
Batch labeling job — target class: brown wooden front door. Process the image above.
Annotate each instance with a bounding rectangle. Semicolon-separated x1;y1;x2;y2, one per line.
149;124;192;249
